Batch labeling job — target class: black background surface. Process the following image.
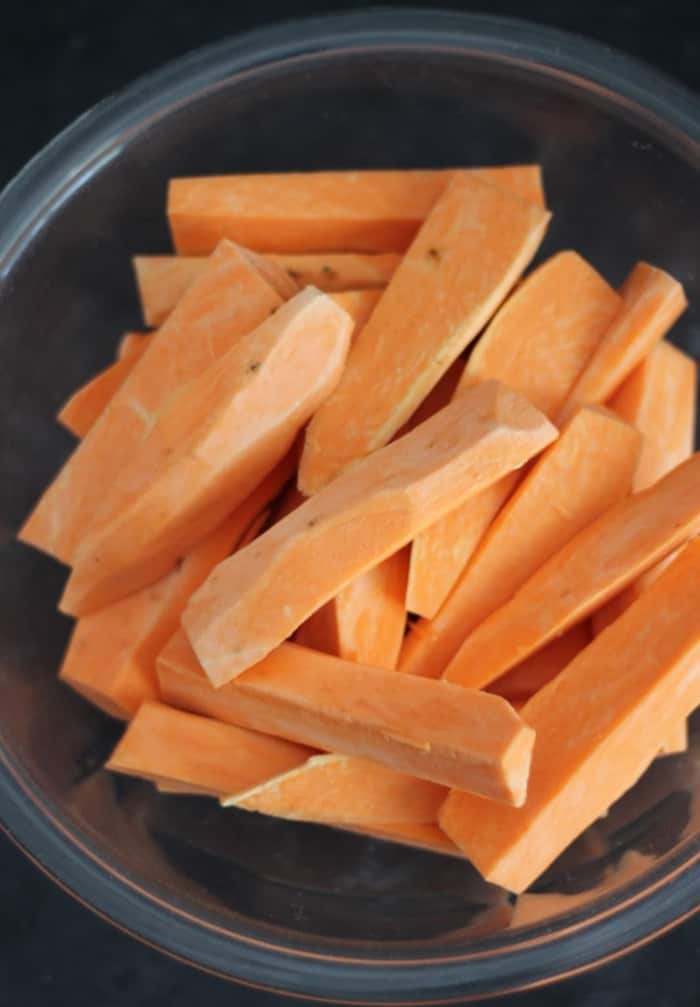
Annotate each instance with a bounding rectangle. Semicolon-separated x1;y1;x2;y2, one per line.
1;3;699;1005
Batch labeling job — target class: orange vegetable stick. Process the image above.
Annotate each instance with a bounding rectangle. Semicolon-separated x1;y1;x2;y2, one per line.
401;406;639;680
443;452;700;690
133;254;401;326
610;341;697;492
58;350;148;439
593;341;697;636
157;634;535;804
439;540;700;893
407;251;622;617
330;289;383;334
463;251;623;415
272;253;401;292
487;624;592;702
107;701;313;795
60;289;352;615
168;166;546;255
298;173;551;493
132;256;206;327
240;248;299;300
20;240;283;564
225;753;446;825
117;330;151;360
58;287;376;450
182;381;556;685
59;455;295;718
558;262;687;424
295;549;409;669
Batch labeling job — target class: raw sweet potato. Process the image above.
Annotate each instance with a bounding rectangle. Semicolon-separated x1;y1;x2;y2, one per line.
117;331;151;360
225;753;446;825
592;341;697;635
182;381;556;685
168;166;546;254
60;289;352;615
107;701;313;794
609;340;697;492
407;251;622;617
439;540;700;893
58;351;147;439
133;254;400;326
444;452;700;689
157;633;535;804
558;262;687;424
401;406;640;680
295;549;409;669
298;173;551;493
330;289;383;334
59;455;294;718
20;240;283;563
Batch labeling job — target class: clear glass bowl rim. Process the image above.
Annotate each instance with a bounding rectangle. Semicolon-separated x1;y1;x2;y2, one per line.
1;9;699;1003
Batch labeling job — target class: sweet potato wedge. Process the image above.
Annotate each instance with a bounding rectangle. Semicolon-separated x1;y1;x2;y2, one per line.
299;172;550;493
182;381;556;684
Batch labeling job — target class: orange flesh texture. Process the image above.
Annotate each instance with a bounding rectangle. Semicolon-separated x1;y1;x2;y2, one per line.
296;548;409;670
167;166;546;255
59;454;295;718
238;248;300;299
225;753;446;825
298;172;551;494
330;289;383;334
182;381;557;685
20;240;283;564
407;251;622;617
117;331;151;360
592;341;697;636
400;406;640;681
610;340;697;492
58;348;148;439
558;262;688;424
59;288;376;449
438;539;700;893
133;254;400;327
487;623;592;702
593;340;697;753
443;451;700;690
60;290;352;615
107;701;313;795
157;633;535;804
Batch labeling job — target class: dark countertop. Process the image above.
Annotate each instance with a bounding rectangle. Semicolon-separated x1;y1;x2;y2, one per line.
2;3;699;1005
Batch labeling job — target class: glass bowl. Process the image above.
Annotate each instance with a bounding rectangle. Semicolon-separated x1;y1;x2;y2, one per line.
1;10;699;1003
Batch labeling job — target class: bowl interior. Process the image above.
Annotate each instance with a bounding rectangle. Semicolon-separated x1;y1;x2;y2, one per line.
2;29;700;974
